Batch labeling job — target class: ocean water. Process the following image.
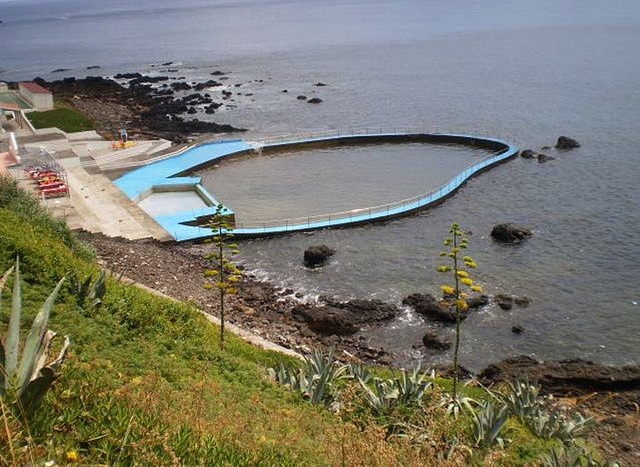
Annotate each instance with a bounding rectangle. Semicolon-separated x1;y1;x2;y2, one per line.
2;0;639;370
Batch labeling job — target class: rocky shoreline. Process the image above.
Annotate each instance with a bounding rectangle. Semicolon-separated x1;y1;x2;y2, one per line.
82;232;639;463
27;74;246;142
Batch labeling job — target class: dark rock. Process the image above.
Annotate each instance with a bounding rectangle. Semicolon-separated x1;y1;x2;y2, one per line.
51;68;71;73
114;72;143;80
495;294;514;310
303;245;336;268
307;98;323;104
490;223;532;244
86;65;101;70
186;107;197;114
468;294;489;309
282;89;288;93
520;149;537;159
422;331;451;350
555;136;581;149
170;81;192;91
479;356;640;395
210;70;226;76
402;293;462;323
541;146;551;150
297;95;307;100
234;83;242;88
128;75;169;86
194;80;221;91
292;298;399;335
514;296;531;307
537;154;556;163
161;61;174;66
512;325;525;334
315;82;327;86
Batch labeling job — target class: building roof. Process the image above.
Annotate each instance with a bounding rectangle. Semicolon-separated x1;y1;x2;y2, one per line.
20;82;52;94
0;102;22;111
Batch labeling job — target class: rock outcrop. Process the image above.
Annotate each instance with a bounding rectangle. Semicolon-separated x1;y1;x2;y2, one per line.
403;293;460;323
422;331;451;350
291;298;399;335
303;245;336;268
480;356;640;395
555;136;581;149
490;223;532;244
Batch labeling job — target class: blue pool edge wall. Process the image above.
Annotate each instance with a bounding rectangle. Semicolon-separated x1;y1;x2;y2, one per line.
114;133;519;241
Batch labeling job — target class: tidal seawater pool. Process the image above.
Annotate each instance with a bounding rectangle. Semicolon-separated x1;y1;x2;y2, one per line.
194;142;493;223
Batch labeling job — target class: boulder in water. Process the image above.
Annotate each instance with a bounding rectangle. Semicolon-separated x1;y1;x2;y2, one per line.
537;154;556;163
494;294;514;310
303;245;336;268
490;223;532;244
403;293;462;323
422;331;451;350
555;136;581;149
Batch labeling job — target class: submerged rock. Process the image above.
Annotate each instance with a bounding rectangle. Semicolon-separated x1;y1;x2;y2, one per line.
494;294;514;310
303;245;336;268
555;136;581;149
511;325;525;334
520;149;537;159
537;154;556;163
307;97;323;104
296;95;307;100
490;223;532;244
422;331;451;350
468;294;489;309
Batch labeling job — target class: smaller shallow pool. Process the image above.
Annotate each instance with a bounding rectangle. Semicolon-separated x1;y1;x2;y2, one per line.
138;191;210;217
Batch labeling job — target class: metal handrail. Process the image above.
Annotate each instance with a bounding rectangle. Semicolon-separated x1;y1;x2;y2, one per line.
229;128;516;231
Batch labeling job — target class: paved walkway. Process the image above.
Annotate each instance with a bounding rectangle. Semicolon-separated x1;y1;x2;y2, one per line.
15;128;174;241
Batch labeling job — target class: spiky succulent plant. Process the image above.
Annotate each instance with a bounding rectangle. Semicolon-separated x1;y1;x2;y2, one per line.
0;258;69;418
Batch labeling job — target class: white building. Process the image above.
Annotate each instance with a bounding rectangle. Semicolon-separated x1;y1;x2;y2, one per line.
0;82;8;92
18;82;54;111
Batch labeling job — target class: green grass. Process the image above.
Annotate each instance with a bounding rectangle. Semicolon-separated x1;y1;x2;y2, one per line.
27;104;94;133
0;178;601;466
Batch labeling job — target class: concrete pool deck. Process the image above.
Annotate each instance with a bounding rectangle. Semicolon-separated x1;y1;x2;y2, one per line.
114;130;519;241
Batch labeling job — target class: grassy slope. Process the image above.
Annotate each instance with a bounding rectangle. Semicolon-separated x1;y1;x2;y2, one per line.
27;101;94;133
0;177;570;466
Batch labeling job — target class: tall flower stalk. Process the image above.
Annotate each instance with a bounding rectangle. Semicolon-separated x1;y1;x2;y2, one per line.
204;204;241;350
437;223;481;400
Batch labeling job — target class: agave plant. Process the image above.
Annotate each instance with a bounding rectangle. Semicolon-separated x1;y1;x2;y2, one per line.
348;363;371;385
528;405;594;444
438;379;479;418
0;258;69;418
542;446;620;467
394;366;433;405
268;348;348;406
70;269;107;310
358;377;399;415
502;378;542;419
471;401;510;448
